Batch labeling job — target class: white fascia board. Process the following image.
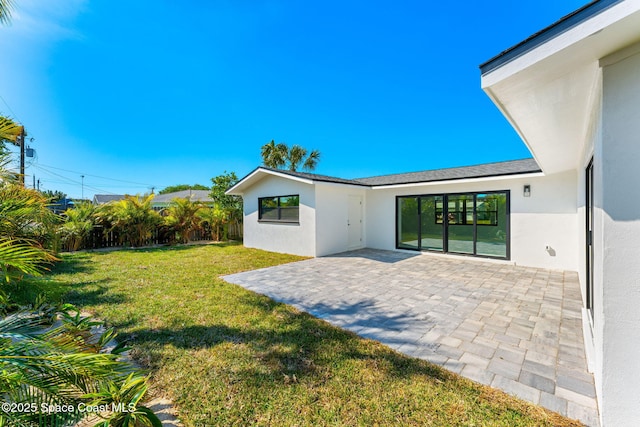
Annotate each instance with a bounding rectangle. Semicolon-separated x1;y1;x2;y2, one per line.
482;0;640;87
225;168;314;195
370;172;545;190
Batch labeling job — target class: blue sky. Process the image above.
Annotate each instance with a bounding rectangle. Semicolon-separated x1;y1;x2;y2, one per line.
0;0;588;199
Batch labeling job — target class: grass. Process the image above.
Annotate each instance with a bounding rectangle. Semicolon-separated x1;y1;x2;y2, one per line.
15;242;582;426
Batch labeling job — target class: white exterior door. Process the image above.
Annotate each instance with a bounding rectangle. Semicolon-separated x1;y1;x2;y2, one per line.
348;195;363;249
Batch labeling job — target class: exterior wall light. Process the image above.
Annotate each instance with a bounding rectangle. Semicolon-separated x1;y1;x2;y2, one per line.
523;185;531;197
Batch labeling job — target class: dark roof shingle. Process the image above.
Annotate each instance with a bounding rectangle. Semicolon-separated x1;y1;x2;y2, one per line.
355;158;541;186
258;166;369;187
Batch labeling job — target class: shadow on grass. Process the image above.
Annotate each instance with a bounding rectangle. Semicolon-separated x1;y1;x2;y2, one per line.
126;295;449;386
64;280;130;307
51;252;97;275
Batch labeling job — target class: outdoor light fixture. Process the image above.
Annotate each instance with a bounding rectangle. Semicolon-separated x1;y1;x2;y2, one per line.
523;185;531;197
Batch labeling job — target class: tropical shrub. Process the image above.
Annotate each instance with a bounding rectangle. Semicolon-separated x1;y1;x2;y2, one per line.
96;195;161;247
0;182;60;248
197;206;228;241
59;202;95;251
0;303;161;427
210;171;242;240
164;198;202;244
0;153;58;290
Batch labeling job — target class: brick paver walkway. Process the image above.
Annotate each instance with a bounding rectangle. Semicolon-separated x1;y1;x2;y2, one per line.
223;249;598;426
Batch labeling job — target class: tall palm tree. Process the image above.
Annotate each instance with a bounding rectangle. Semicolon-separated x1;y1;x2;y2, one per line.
0;0;14;25
288;144;320;172
260;140;287;169
260;140;321;172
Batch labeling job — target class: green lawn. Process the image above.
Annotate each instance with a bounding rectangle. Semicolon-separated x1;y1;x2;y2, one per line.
15;243;581;426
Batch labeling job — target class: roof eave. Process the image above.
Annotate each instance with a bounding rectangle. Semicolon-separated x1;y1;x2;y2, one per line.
225;167;315;195
369;171;544;190
480;0;623;76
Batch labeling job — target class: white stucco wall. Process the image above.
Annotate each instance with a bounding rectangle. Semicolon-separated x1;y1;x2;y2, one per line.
365;172;578;271
314;184;367;256
597;45;640;426
241;175;317;257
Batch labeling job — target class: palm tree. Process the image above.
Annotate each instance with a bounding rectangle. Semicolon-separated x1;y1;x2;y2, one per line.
0;116;23;154
0;0;14;26
197;206;228;241
0;153;59;286
164;198;203;243
99;195;162;247
260;140;287;169
288;144;320;172
59;202;95;251
260;140;321;172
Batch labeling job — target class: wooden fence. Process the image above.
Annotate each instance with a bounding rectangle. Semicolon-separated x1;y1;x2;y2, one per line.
80;223;242;251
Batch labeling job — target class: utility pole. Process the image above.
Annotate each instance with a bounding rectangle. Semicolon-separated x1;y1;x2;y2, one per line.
32;175;35;189
81;175;85;200
18;127;25;187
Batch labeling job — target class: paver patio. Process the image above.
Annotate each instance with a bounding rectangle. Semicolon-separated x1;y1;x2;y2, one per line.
223;249;598;426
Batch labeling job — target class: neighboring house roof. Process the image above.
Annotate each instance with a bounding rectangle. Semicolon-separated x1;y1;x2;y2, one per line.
93;194;125;204
227;159;541;195
151;190;213;204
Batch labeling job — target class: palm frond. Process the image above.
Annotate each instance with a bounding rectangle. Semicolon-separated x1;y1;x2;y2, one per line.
303;149;320;171
0;0;15;26
0;240;57;283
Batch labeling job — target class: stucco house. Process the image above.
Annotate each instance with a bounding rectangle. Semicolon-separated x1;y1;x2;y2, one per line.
228;1;640;424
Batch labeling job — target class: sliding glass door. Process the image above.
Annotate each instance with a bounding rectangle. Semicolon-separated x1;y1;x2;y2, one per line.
475;193;508;258
397;197;419;250
420;195;444;251
447;194;475;255
396;191;509;259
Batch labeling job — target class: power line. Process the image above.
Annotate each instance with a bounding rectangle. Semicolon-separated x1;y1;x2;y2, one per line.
31;165;150;196
0;94;22;124
31;166;117;195
36;163;159;187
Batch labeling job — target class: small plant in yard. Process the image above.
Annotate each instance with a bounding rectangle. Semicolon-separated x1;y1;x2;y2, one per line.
85;373;162;427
